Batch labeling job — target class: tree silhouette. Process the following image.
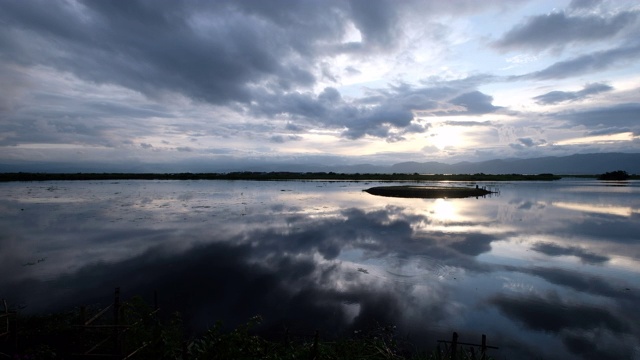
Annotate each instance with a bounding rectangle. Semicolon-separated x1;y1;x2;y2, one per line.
598;170;629;180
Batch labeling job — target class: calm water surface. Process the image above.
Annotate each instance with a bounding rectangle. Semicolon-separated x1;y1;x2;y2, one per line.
1;179;639;359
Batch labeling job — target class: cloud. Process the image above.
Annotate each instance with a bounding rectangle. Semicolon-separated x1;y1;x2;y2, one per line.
444;120;494;127
493;10;638;52
1;0;639;166
490;292;635;359
509;137;547;150
557;103;640;128
448;91;502;114
1;204;476;338
517;44;640;80
269;135;303;143
533;83;613;105
531;242;609;264
252;83;497;141
0;77;177;147
0;0;345;105
587;127;631;136
0;0;438;109
568;0;602;11
347;0;400;49
0;0;512;147
448;233;498;256
520;266;637;301
490;293;629;333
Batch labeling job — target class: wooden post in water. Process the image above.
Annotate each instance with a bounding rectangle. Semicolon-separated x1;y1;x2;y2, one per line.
1;299;17;354
79;305;86;346
0;299;9;338
114;287;121;357
481;334;487;360
451;332;458;360
310;329;319;360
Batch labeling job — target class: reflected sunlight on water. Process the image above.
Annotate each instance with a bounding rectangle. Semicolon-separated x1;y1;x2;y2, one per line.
552;201;639;217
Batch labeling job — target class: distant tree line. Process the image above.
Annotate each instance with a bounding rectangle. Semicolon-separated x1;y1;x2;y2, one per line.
0;172;564;182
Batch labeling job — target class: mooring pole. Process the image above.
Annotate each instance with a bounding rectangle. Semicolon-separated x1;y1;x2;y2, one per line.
114;287;121;356
451;332;458;360
311;329;319;360
481;334;487;360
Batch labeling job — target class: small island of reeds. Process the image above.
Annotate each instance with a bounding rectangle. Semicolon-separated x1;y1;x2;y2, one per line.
364;185;494;199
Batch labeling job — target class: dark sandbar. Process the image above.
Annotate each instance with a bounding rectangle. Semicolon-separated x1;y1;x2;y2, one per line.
364;185;493;199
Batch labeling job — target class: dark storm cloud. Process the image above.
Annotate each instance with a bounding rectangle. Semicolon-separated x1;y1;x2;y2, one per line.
533;83;613;105
517;43;640;80
0;0;415;108
0;0;338;104
494;10;638;52
531;242;609;264
0;1;514;144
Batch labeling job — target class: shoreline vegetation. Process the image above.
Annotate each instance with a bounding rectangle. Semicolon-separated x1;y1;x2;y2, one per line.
365;186;494;199
1;300;498;360
0;172;568;182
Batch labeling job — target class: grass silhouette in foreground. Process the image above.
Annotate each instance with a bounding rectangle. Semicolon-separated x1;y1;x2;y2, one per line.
2;297;497;360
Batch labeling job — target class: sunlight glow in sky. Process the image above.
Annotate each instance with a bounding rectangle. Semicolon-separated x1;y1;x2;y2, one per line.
1;0;639;171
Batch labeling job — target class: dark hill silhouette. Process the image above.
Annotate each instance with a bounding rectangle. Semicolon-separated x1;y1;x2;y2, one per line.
390;153;640;175
1;152;639;175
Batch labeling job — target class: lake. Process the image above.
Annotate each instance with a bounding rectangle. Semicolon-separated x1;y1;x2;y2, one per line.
1;179;639;359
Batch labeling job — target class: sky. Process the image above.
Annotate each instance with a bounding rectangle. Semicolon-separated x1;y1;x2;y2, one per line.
1;0;640;171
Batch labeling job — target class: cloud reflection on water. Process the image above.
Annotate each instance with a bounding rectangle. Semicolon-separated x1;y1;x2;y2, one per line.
0;179;639;359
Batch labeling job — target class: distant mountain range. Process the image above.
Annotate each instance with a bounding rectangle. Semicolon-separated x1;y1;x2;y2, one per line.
386;153;640;175
2;153;639;175
246;152;640;175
